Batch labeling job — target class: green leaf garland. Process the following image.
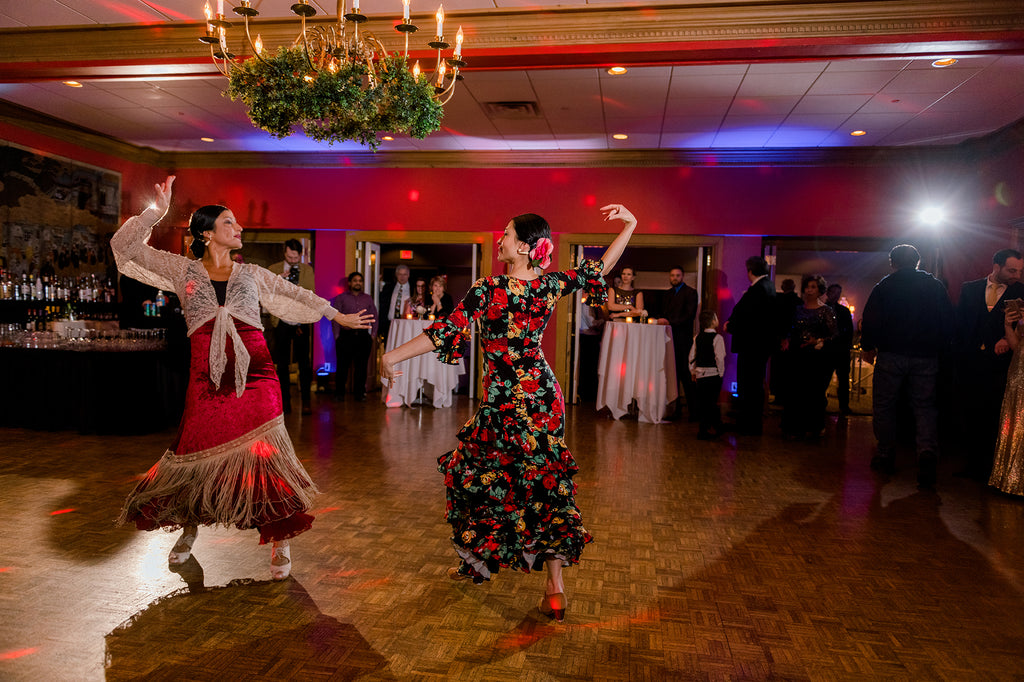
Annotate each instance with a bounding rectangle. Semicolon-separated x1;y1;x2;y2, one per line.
227;46;445;151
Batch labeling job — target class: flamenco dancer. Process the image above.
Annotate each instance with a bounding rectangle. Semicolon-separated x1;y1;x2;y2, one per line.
381;204;637;621
112;176;373;580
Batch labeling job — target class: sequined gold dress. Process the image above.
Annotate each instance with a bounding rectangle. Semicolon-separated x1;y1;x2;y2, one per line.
991;344;1024;495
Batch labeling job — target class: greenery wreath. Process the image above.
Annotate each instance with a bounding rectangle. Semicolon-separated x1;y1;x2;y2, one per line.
226;46;445;151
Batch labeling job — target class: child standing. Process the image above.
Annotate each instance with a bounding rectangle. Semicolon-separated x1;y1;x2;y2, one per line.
689;310;726;439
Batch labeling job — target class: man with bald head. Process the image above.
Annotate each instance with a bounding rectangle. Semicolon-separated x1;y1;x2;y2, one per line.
379;264;411;345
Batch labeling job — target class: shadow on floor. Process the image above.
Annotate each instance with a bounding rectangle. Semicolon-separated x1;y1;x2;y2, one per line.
104;576;395;681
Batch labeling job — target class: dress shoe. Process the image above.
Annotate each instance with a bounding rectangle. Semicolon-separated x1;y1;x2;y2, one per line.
538;592;567;623
270;543;291;581
447;566;471;581
168;528;197;566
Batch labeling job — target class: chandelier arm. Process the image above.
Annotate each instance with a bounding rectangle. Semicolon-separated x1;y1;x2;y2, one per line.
242;14;271;65
299;13;318;72
435;78;457;105
210;43;231;77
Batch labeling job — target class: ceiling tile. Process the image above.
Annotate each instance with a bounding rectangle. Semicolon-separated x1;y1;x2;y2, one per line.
790;94;872;115
736;72;819;97
806;69;899;95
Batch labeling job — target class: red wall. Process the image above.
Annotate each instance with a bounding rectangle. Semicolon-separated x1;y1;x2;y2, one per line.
6;120;1022;382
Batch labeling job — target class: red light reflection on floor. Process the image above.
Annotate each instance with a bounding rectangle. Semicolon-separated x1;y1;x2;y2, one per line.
0;647;39;660
49;509;75;516
313;506;341;515
0;567;12;572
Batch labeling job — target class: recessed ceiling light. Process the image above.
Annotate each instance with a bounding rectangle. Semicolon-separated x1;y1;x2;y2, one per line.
607;66;627;75
850;130;867;137
931;57;958;68
612;133;628;140
62;81;83;87
200;137;215;142
382;135;394;141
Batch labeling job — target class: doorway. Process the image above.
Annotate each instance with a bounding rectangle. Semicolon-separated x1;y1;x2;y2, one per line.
557;235;723;404
349;231;495;400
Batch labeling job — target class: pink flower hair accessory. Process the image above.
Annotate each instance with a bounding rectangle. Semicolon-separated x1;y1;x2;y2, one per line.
529;238;554;270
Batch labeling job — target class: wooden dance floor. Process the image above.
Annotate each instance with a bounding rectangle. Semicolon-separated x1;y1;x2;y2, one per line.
2;395;1024;680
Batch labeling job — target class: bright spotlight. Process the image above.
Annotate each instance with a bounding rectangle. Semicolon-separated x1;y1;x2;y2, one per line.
919;207;945;225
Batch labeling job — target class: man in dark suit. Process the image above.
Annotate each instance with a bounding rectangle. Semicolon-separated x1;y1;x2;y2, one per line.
657;265;699;419
725;256;777;435
268;238;316;415
825;283;855;414
378;264;411;346
955;248;1024;480
861;245;954;489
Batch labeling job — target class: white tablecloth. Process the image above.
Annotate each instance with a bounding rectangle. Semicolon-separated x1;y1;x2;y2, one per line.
384;318;465;408
596;321;678;423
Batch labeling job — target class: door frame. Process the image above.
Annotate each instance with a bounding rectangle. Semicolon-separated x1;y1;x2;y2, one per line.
554;233;725;396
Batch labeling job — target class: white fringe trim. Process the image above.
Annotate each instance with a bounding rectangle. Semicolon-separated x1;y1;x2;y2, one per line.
118;415;318;531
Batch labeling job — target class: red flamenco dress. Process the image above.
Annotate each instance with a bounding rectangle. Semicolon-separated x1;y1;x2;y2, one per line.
424;259;606;582
111;207;339;544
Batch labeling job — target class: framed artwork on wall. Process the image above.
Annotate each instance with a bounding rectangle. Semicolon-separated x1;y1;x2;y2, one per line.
0;141;121;281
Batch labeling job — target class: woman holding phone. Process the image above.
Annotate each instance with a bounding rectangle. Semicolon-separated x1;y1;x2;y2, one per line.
991;298;1024;495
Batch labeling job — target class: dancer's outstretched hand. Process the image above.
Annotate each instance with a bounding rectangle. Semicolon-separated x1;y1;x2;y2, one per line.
381;351;403;389
600;204;637;230
154;175;175;216
335;309;375;330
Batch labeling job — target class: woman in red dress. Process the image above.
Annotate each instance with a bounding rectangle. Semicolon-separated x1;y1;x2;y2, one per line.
113;176;372;580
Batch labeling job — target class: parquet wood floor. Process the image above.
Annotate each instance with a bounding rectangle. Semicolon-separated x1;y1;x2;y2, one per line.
1;395;1023;681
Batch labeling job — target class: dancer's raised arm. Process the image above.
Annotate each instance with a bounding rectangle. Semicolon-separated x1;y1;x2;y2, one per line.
598;204;638;275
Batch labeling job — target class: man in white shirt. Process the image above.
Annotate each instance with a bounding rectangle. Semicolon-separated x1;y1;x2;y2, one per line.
378;264;411;345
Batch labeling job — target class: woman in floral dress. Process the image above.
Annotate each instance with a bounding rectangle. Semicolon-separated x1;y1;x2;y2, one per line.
381;204;637;621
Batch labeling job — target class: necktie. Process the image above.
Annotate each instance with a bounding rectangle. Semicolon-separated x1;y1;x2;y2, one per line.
986;281;1000;311
394;284;404;319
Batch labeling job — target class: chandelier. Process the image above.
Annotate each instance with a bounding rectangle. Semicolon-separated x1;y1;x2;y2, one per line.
199;0;466;150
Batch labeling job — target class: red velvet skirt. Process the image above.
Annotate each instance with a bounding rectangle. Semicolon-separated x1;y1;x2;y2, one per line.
118;319;317;544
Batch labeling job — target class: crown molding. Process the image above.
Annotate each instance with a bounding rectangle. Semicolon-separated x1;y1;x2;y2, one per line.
1;0;1022;80
0;101;165;167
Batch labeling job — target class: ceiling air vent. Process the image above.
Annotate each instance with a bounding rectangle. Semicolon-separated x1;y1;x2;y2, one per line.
483;101;542;119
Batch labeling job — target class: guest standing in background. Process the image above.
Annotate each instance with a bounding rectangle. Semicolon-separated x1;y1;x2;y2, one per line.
990;301;1024;495
955;248;1024;481
379;264;411;344
656;266;699;420
689;310;726;440
269;238;316;415
333;271;378;402
825;283;855;415
769;278;801;405
780;275;838;440
426;275;454;319
861;244;954;489
607;266;644;320
725;256;777;435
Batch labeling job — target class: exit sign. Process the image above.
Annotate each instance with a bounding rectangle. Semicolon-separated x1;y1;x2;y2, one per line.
399;250;413;259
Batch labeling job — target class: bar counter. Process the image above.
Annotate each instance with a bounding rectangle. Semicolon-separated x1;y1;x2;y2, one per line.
0;338;187;435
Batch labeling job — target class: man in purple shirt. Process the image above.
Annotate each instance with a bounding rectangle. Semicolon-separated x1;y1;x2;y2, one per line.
333;271;378;401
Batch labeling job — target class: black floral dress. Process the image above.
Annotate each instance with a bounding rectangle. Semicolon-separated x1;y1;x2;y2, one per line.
425;259;606;582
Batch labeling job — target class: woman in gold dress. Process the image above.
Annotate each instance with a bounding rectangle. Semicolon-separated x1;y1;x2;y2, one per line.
990;302;1024;495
